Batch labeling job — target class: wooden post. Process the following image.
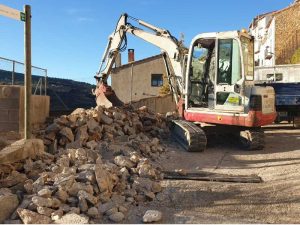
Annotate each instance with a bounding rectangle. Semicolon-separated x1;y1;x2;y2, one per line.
24;5;31;139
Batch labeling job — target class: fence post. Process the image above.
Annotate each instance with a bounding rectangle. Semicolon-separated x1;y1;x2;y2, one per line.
45;69;47;96
24;5;31;139
11;61;15;85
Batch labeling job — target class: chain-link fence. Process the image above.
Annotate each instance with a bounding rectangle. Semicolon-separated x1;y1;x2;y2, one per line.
0;56;47;95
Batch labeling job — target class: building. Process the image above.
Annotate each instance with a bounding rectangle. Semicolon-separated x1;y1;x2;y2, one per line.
111;52;168;103
249;0;300;66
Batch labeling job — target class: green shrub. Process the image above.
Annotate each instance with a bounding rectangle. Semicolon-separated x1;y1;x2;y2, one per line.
291;48;300;64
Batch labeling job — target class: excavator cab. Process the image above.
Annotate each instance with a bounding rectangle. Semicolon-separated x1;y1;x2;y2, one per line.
184;31;276;128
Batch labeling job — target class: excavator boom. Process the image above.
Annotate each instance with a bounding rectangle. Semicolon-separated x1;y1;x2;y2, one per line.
94;13;187;108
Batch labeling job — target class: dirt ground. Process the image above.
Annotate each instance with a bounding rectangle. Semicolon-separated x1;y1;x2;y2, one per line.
126;123;300;223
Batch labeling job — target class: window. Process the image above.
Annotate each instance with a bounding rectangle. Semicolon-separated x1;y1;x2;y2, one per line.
217;39;241;85
241;36;254;81
151;74;163;87
266;73;283;81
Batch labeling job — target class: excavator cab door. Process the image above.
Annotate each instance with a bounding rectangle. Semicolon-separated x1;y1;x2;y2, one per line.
213;37;245;112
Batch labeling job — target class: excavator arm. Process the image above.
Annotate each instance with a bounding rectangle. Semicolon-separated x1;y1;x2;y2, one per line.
94;13;187;107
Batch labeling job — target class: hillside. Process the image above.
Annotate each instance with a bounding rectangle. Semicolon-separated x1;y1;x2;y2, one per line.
0;70;96;114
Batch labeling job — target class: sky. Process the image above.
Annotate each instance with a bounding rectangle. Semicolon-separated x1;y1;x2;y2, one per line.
0;0;294;84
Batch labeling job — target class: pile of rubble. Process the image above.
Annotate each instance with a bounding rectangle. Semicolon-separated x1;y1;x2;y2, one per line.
0;105;170;224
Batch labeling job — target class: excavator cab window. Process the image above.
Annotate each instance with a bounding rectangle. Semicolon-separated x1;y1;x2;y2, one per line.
189;39;215;107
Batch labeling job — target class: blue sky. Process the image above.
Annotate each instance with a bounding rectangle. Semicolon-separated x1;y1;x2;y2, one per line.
0;0;293;84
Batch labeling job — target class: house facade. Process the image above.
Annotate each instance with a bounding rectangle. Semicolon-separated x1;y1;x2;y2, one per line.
111;54;168;104
249;0;300;66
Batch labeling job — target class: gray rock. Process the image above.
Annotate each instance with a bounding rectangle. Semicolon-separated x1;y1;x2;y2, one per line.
98;201;115;214
87;207;100;218
142;210;162;223
101;114;113;125
109;212;124;223
105;207;118;216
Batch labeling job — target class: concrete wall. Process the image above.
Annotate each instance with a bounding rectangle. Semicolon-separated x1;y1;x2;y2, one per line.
0;85;50;133
0;86;20;132
111;55;167;103
131;94;176;114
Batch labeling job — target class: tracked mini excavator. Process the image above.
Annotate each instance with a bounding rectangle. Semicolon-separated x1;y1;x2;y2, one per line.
93;13;277;151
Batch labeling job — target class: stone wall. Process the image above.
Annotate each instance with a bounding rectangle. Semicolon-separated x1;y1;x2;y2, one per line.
275;2;300;64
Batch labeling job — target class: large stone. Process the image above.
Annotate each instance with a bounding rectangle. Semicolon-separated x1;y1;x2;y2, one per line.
54;213;89;224
95;164;113;194
0;191;19;223
0;171;27;188
0;139;44;164
75;125;89;143
142;210;162;223
17;209;52;224
60;127;74;142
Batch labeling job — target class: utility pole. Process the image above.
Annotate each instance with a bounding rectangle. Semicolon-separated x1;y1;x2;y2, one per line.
24;5;31;139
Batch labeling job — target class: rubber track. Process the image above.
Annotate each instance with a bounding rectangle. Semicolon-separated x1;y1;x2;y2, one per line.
171;120;207;152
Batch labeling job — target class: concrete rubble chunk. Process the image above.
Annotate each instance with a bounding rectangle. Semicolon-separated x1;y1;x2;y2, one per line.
0;190;19;223
71;108;86;115
114;155;135;168
142;210;162;223
54;213;89;224
0;139;44;164
17;208;52;224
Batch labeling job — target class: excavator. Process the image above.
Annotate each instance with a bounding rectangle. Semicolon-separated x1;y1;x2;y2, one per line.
93;13;277;151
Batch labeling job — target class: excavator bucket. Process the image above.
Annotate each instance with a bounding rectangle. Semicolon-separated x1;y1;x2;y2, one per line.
95;83;123;108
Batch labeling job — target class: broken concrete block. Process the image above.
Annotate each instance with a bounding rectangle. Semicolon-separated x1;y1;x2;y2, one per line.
54;213;89;224
0;139;44;164
17;208;52;224
142;210;162;223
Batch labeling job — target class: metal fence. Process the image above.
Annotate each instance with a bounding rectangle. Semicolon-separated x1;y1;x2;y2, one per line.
0;56;47;95
277;30;300;65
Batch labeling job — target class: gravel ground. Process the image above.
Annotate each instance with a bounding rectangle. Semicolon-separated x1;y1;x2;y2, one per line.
126;123;300;223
